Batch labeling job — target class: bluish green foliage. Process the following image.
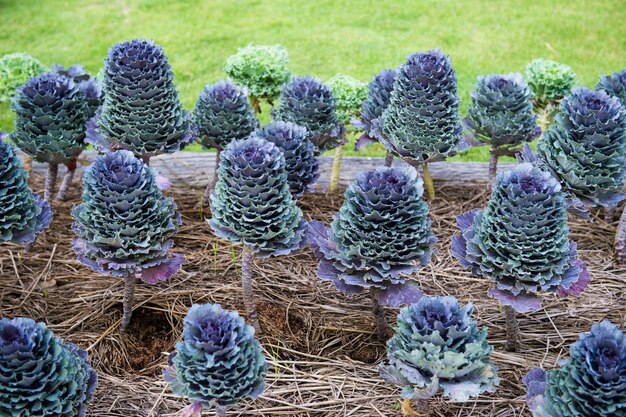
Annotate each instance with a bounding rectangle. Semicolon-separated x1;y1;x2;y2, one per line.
192;80;258;150
208;137;307;257
326;73;368;126
71;150;184;284
251;120;319;197
353;67;397;150
380;296;499;402
536;87;626;209
452;163;589;312
380;49;464;165
524;59;577;107
272;75;346;153
10;71;89;164
524;320;626;417
308;167;436;306
87;39;193;160
0;137;51;244
0;52;46;102
464;73;540;148
163;303;267;410
596;68;626;106
224;44;290;101
0;317;97;417
50;64;103;117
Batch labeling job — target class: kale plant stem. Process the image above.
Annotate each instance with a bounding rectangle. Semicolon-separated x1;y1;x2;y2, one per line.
422;162;435;200
504;305;520;352
604;206;616;224
329;144;345;193
369;289;389;342
44;163;58;203
615;207;626;266
121;275;136;329
203;149;220;205
242;244;261;333
489;147;498;183
384;150;394;167
56;156;78;201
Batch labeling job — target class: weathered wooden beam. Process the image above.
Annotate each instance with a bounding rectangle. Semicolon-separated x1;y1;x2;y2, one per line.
22;151;516;189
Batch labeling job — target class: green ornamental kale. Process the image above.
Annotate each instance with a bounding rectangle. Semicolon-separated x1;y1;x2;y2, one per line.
272;75;346;153
163;303;267;417
326;73;368;126
87;39;193;162
224;44;290;102
0;136;51;245
0;52;46;102
380;296;499;402
0;317;97;417
452;163;589;313
524;58;577;108
524;320;626;417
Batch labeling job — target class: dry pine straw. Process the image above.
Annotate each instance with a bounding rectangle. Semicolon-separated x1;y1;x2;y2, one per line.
0;177;624;417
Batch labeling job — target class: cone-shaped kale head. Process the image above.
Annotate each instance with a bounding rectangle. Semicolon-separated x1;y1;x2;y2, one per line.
208;137;307;257
524;320;626;417
524;59;577;108
87;39;193;159
308;167;437;306
224;44;290;101
597;68;626;106
452;163;590;313
353;67;397;151
163;303;267;411
71;150;184;284
50;64;103;117
272;75;346;153
251;121;319;197
10;70;89;165
380;49;464;164
535;87;626;209
192;80;259;150
326;73;368;126
0;317;97;417
464;73;541;148
0;52;46;102
0;138;51;245
379;296;499;402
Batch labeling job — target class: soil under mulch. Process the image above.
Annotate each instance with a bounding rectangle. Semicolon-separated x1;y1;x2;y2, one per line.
1;177;624;417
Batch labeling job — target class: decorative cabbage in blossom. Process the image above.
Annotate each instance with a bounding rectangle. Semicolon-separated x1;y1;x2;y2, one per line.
0;52;46;102
193;80;258;150
208;137;307;257
380;49;464;164
536;87;626;209
10;71;89;164
452;163;590;312
0;137;51;244
273;75;346;152
50;64;103;117
380;296;499;402
464;73;541;148
524;59;577;107
326;73;368;125
597;68;626;106
524;320;626;417
224;44;290;101
353;67;397;150
308;167;436;306
71;150;184;284
87;39;193;159
251;121;319;197
164;303;267;412
0;317;97;417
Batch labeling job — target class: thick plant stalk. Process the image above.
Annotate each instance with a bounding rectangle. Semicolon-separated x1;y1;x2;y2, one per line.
615;207;626;265
242;244;261;333
369;289;389;342
203;150;221;205
44;163;59;203
56;156;78;201
250;96;261;114
605;206;617;224
23;154;33;176
421;163;435;200
504;305;520;352
489;147;498;183
121;275;136;329
141;154;151;166
329;144;345;193
384;150;394;167
401;398;429;416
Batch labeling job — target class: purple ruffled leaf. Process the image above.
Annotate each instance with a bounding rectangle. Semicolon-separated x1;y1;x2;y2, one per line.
180;402;203;417
155;174;172;191
487;287;542;313
354;133;377;151
139;252;185;284
523;368;547;412
372;281;423;308
557;259;590;297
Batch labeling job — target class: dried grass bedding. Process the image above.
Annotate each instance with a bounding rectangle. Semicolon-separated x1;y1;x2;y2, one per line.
0;176;624;417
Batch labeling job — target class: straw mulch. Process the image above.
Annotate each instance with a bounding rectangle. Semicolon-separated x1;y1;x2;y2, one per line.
1;176;624;417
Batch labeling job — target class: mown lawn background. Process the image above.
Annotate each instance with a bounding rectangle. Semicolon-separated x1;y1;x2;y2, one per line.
0;0;624;161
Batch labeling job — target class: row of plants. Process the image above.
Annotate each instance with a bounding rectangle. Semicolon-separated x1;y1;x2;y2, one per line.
0;39;625;416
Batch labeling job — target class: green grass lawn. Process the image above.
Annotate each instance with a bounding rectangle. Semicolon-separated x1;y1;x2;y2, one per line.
0;0;623;161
